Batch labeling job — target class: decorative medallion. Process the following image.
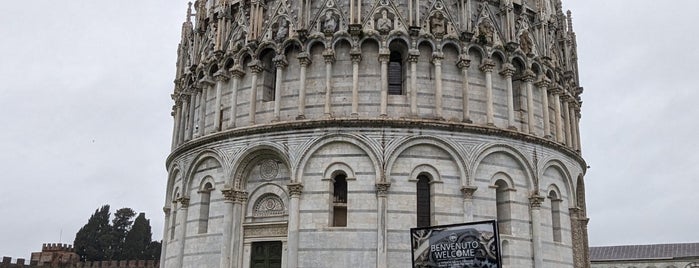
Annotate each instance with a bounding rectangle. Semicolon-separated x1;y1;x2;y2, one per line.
259;159;279;180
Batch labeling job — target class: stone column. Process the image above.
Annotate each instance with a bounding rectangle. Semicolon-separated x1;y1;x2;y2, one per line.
575;108;582;152
175;197;190;268
536;79;552;139
323;49;335;118
198;80;214;137
500;64;516;129
480;59;496;126
569;207;590;268
230;190;248;268
562;96;572;146
350;50;362;117
286;183;303;268
409;50;420;117
569;103;579;150
297;53;311;119
379;49;390;117
460;186;477;222
552;88;564;143
214;71;230;132
170;100;181;150
457;55;472;123
159;206;171;266
433;52;444;120
179;94;190;144
186;90;197;140
228;66;244;129
248;61;263;125
523;70;537;135
273;55;288;121
529;194;545;268
220;189;235;268
376;182;391;268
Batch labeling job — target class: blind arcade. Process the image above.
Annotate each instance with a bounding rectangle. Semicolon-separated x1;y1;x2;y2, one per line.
411;221;502;268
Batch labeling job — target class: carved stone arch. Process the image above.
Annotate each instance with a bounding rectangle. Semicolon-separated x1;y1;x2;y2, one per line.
282;38;304;55
198;175;217;192
323;162;357;181
510;54;527;68
541;159;575;207
490;172;515;190
223;57;236;70
184;149;226;193
229;142;291;190
471;144;536;191
294;133;382;184
531;61;543;77
439;40;462;55
386;35;411;51
331;37;353;51
357;36;382;50
415;38;437;52
236;49;254;66
489;49;507;63
254;42;280;59
246;183;289;219
304;38;328;53
546;183;562;199
465;44;486;59
166;166;184;204
409;164;442;183
385;136;469;186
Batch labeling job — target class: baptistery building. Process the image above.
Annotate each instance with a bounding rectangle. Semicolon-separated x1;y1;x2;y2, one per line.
162;0;590;267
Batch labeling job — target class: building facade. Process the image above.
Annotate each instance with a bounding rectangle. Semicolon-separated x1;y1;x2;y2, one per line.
162;0;589;267
590;243;699;268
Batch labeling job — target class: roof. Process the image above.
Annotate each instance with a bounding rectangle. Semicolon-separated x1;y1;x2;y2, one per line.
590;243;699;261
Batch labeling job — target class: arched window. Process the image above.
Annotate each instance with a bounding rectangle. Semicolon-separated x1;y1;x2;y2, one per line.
549;190;562;242
198;182;213;234
261;50;276;102
416;174;431;227
170;191;180;240
494;180;511;234
332;174;347;227
388;50;404;95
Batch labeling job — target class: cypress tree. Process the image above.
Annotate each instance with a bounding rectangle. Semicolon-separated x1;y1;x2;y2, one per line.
123;213;152;260
74;205;112;261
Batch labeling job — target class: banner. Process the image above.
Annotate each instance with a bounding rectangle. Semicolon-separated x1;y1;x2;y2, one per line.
410;220;502;268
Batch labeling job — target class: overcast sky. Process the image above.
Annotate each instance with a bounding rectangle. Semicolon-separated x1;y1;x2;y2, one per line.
1;0;697;259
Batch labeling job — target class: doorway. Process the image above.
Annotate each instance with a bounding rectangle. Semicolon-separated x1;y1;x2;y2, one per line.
250;241;282;268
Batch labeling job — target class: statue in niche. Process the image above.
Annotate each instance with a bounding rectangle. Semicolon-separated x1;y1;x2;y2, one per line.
322;10;338;34
516;17;533;55
375;9;393;34
275;18;289;42
430;12;446;37
477;18;495;45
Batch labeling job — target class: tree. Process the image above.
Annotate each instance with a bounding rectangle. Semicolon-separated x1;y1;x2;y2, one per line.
74;205;112;261
110;208;136;260
123;213;153;260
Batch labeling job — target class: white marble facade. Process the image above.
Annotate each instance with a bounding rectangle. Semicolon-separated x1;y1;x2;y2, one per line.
163;0;590;267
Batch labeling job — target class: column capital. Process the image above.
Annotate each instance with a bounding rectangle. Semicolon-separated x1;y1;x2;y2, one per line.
323;49;335;63
198;76;216;86
222;188;249;203
350;51;362;63
407;49;420;63
529;194;545;209
287;183;304;197
460;185;478;199
535;77;551;88
378;48;390;62
177;197;191;208
163;206;171;215
297;52;312;66
479;59;495;72
273;55;288;68
229;65;245;78
521;69;536;82
214;70;230;82
248;60;263;73
431;52;444;64
376;182;391;197
457;54;471;69
499;63;515;77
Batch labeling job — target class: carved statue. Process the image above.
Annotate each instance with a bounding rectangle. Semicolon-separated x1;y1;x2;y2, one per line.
322;10;337;34
275;18;289;42
430;12;446;37
477;19;495;45
516;17;533;55
376;9;393;34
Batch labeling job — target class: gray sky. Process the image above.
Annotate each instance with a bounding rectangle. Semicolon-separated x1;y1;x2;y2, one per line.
1;0;697;259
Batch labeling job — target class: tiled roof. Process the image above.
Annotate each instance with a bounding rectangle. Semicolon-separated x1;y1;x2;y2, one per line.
590;243;699;261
